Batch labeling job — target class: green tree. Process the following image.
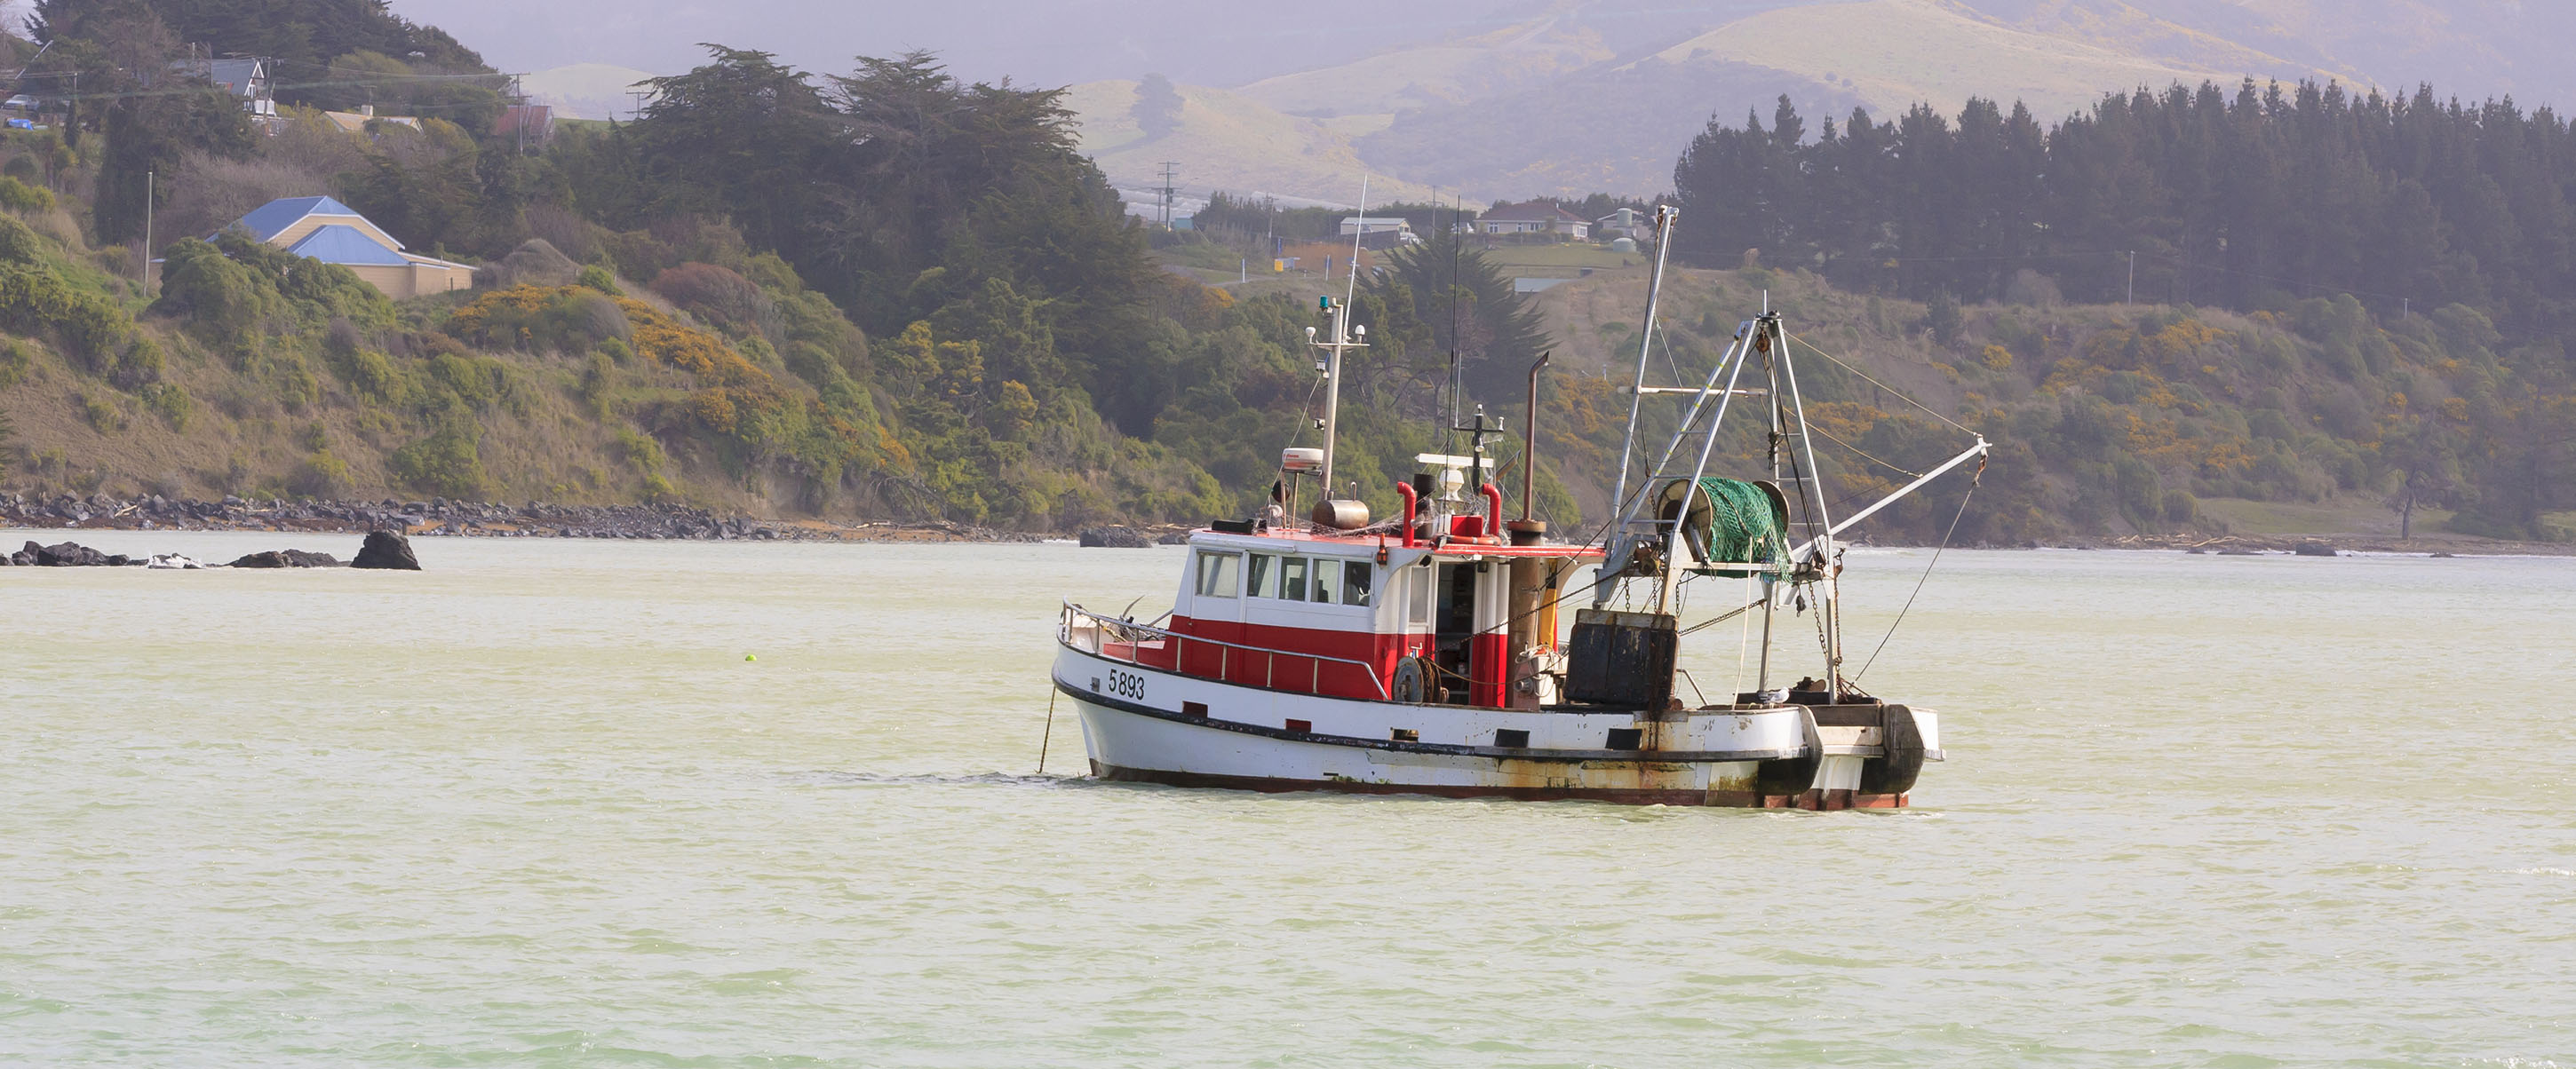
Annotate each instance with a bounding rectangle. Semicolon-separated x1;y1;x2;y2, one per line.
1133;73;1182;140
633;47;844;276
1363;225;1548;405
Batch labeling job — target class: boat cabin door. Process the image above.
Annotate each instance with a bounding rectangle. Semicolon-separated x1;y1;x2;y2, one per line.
1433;561;1479;703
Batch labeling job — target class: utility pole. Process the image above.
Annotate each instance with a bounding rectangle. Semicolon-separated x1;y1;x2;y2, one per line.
2126;250;2136;305
142;170;153;293
1157;161;1180;229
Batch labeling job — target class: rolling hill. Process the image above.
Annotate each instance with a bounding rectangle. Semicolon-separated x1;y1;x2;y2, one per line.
1059;0;2561;204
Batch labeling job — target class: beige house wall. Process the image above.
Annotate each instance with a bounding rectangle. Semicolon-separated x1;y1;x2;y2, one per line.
345;264;417;298
344;260;472;299
409;260;472;296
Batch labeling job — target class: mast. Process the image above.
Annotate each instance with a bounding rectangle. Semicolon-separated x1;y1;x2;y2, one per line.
1316;177;1371;498
1756;317;1782;696
1309;297;1366;495
1610;205;1675;516
1771;316;1843;700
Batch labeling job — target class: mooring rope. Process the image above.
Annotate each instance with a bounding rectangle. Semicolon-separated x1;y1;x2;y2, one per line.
1038;689;1059;775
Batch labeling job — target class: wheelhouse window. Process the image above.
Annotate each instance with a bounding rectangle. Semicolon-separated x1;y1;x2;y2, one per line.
1309;559;1340;605
1342;562;1373;607
1195;551;1240;598
1279;557;1308;601
1246;554;1275;598
1408;564;1433;624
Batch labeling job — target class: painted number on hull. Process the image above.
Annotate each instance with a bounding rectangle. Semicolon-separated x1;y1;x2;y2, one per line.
1106;669;1146;701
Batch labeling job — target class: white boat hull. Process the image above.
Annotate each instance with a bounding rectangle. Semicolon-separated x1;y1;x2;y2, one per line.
1054;644;1937;808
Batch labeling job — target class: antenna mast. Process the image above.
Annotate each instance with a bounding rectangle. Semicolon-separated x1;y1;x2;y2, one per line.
1309;175;1372;496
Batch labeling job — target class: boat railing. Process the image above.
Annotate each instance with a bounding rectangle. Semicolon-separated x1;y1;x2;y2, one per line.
1060;602;1391;701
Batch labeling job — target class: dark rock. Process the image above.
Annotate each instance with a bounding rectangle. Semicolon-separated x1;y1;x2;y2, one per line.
34;541;111;566
1080;526;1153;549
1157;531;1192;545
2431;551;2457;558
2292;541;2341;558
227;549;335;568
2218;548;2260;556
353;530;420;570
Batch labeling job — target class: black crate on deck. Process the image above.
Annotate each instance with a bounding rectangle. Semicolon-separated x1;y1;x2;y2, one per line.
1565;609;1677;708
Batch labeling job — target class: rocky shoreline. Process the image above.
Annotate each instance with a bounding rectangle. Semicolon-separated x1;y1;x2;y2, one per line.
1;491;2558;557
0;492;1062;544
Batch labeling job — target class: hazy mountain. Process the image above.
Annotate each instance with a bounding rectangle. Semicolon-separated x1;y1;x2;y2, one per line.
372;0;2576;203
519;63;658;121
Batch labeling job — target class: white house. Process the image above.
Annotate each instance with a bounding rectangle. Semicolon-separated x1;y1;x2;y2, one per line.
1337;217;1412;237
1479;201;1590;240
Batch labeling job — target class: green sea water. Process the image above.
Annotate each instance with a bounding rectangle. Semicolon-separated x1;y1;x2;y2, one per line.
5;531;2572;1066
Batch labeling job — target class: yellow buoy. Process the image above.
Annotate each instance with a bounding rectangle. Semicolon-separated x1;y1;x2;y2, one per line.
744;653;757;661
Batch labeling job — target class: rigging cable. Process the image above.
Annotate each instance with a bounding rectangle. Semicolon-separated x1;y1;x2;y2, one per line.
1804;419;1928;480
1783;331;1977;437
1853;457;1984;681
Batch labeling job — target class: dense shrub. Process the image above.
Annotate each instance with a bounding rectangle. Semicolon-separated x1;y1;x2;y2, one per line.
76;391;123;432
325;345;409;404
290;448;353;497
0;176;55;213
153;238;287;349
441;284;633;354
473;238;581;289
140;384;191;430
108;336;165;391
652;262;780;342
0;262;135;370
389;424;485;496
0;213;42;264
0;338;29;388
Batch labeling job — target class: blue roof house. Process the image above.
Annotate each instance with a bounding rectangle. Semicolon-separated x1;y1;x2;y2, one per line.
211;196;473;298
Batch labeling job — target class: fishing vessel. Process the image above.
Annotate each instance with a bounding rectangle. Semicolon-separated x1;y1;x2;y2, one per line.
1052;207;1989;807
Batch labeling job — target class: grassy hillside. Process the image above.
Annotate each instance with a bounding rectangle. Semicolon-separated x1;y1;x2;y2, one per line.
1063;80;1434;206
0;184;1218;527
1517;261;2564;546
1644;0;2329;124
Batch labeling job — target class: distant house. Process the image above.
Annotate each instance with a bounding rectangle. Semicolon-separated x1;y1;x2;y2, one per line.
1596;207;1650;242
1337;216;1416;250
494;104;554;149
173;57;276;116
1480;201;1590;240
222;195;473;298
